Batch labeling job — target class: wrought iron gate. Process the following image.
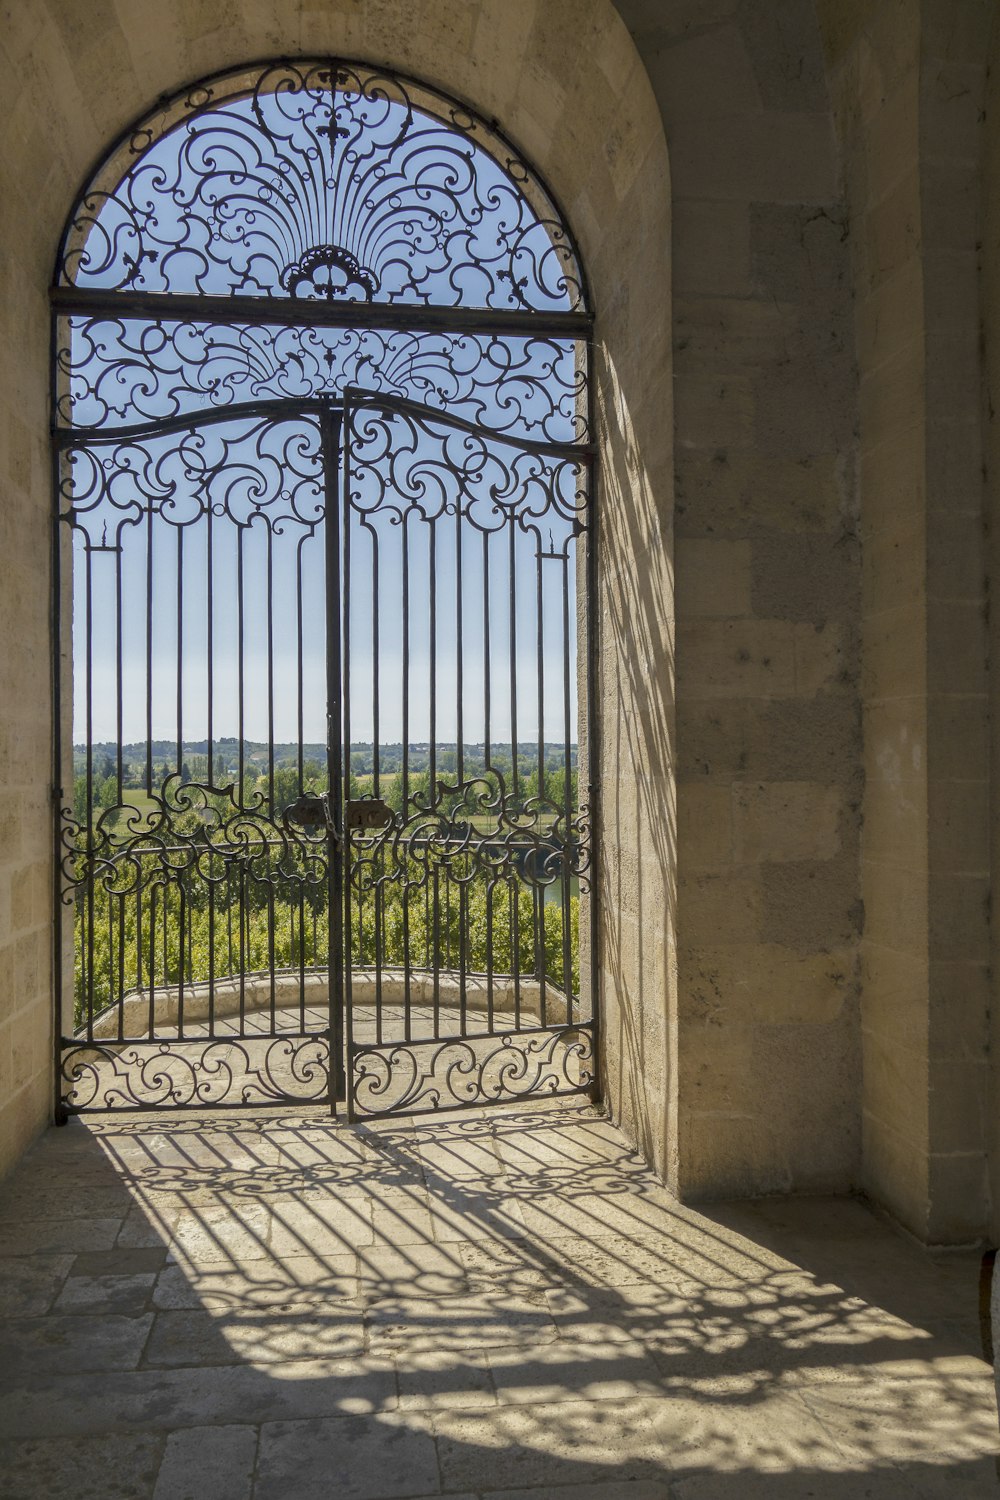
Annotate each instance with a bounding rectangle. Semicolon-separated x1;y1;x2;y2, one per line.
52;58;596;1118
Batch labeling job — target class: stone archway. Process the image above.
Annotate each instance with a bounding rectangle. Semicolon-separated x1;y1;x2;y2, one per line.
0;0;674;1177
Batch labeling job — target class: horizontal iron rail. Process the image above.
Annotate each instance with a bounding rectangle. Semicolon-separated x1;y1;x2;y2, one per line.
51;286;593;339
54;390;595;457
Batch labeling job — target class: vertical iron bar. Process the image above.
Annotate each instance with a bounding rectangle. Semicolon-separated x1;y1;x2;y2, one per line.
455;491;466;1036
561;547;573;1023
83;544;95;1042
145;494;154;795
535;526;546;1028
148;885;157;1040
207;494;216;1036
429;516;438;1037
237;528;245;794
322;405;345;1117
266;524;277;1033
401;505;411;1046
508;521;521;1028
176;526;184;779
50;325;66;1117
483;530;493;1032
368;518;383;1044
585;425;600;1095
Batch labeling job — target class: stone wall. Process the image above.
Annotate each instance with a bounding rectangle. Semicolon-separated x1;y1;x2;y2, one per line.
0;7;62;1177
617;0;863;1197
821;0;993;1242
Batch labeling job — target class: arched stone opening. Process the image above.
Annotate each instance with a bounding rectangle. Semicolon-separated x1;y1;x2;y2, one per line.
0;0;673;1176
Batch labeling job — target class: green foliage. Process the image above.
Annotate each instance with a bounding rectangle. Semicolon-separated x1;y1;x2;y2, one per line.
74;852;579;1030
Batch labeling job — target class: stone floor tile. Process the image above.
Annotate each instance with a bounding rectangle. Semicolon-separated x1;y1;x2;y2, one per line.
395;1346;497;1410
0;1312;154;1376
152;1251;358;1309
432;1395;674;1491
415;1132;506;1179
486;1483;671;1500
656;1387;880;1477
370;1197;438;1246
457;1237;551;1292
461;1230;707;1295
0;1183;134;1220
543;1282;703;1350
897;1455;1000;1497
514;1194;793;1285
429;1189;528;1243
0;1216;122;1255
0;1432;163;1500
0;1101;995;1500
366;1289;556;1353
1;1356;398;1438
265;1194;376;1256
71;1246;169;1276
486;1337;665;1406
118;1202;273;1261
493;1125;633;1175
355;1240;469;1300
669;1469;897;1498
0;1254;73;1316
254;1412;439;1499
143;1305;367;1366
54;1271;156;1316
796;1374;999;1468
152;1423;258;1500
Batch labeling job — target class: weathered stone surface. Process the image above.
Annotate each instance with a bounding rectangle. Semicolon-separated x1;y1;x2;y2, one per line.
152;1425;257;1500
0;1103;995;1496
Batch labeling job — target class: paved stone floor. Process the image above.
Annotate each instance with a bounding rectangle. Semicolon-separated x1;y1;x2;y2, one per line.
0;1098;997;1499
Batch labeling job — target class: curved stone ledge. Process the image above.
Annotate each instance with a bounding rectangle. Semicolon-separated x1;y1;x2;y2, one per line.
81;968;577;1040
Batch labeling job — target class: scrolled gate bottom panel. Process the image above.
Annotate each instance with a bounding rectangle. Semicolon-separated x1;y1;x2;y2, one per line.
59;1033;333;1112
349;1021;595;1118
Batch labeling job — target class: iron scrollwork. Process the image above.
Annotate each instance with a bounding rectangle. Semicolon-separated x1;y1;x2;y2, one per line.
56;60;585;314
352;1027;595;1118
54;57;594;1119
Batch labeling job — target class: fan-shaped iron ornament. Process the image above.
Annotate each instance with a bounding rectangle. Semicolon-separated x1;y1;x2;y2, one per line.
55;59;587;313
52;60;596;1119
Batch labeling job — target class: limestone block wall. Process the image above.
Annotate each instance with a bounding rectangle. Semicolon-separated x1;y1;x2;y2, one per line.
822;0;993;1243
617;0;863;1197
0;11;61;1177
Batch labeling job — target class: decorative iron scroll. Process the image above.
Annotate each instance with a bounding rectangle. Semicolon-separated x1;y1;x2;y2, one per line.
60;1036;331;1111
346;399;589;536
56;60;585;314
351;1024;595;1117
56;320;588;444
54;56;595;1121
58;412;325;541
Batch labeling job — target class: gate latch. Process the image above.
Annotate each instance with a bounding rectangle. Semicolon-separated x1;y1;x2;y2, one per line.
346;797;394;832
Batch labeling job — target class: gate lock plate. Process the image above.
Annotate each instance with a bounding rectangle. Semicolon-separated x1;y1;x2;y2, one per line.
284;793;329;832
285;795;393;835
346;797;393;832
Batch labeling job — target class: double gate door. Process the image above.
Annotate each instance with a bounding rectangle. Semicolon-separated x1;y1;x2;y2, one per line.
57;395;595;1118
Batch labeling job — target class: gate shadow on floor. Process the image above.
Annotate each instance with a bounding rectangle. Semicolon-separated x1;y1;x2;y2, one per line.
0;1101;996;1498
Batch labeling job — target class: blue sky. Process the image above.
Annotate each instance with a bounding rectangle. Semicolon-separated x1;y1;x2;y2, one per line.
72;410;582;752
65;78;587;762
